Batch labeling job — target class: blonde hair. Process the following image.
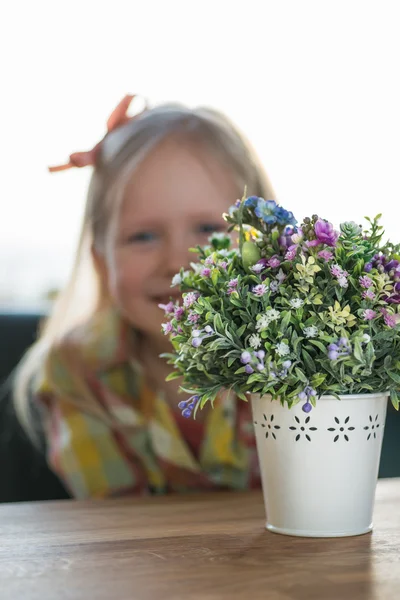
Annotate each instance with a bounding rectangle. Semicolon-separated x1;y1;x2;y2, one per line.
13;102;276;437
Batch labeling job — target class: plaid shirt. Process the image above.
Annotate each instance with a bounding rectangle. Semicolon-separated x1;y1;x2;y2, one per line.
35;308;260;498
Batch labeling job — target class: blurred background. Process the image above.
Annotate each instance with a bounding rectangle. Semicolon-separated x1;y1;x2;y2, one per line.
1;0;400;309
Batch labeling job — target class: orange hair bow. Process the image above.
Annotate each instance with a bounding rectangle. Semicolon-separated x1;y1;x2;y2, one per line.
48;94;146;173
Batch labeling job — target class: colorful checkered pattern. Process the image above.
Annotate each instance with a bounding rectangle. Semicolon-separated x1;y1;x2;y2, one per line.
35;308;260;498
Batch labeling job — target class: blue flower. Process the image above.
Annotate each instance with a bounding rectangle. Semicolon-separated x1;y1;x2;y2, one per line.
255;199;278;224
244;195;260;208
275;207;297;226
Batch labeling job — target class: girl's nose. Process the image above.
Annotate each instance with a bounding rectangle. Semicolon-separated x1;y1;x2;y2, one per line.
164;236;193;277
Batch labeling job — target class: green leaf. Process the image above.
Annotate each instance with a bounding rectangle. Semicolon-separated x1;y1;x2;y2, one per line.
387;371;400;385
165;370;182;381
213;313;224;335
280;311;291;332
308;340;327;353
295;367;307;383
302;349;316;373
236;323;247;338
353;338;364;363
390;389;399;410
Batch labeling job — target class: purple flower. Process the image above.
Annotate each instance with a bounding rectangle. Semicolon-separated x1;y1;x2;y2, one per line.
183;292;198;308
278;226;296;249
158;301;175;315
364;263;373;272
180;395;200;418
174;306;185;320
359;276;373;289
309;219;339;247
220;261;228;270
204;256;214;266
240;351;252;364
328;350;339;360
302;401;312;413
245;364;254;374
192;337;203;348
362;289;375;300
228;278;238;288
161;321;174;335
268;256;281;268
252;284;269;296
285;245;298;260
201;268;211;277
363;309;377;321
318;250;333;261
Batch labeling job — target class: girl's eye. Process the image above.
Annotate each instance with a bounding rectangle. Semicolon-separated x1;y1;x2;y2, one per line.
197;223;224;235
127;231;158;244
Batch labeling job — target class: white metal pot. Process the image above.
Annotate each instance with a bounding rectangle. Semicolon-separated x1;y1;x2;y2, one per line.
251;392;389;537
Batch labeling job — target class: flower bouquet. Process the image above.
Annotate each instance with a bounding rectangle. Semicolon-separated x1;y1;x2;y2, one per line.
162;196;400;537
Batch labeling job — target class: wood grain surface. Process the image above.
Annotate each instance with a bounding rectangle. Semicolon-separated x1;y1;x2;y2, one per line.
1;479;399;599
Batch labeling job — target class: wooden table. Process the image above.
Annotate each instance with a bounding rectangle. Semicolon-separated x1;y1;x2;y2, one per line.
0;479;399;600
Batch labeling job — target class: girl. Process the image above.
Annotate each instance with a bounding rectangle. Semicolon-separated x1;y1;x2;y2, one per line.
13;94;275;499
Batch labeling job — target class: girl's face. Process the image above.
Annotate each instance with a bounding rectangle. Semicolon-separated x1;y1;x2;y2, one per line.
98;136;238;345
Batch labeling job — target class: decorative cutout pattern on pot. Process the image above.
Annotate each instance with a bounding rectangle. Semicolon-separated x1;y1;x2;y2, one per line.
363;414;381;440
327;416;355;442
254;414;281;439
289;415;317;442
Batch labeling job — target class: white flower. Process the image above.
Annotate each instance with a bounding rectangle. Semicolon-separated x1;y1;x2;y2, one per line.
217;249;230;257
171;270;189;286
190;262;203;274
276;269;287;283
256;309;280;332
337;276;348;288
362;333;371;344
303;325;318;338
249;334;262;349
270;281;279;293
267;309;280;321
289;298;304;309
276;342;290;356
171;273;182;286
251;263;264;274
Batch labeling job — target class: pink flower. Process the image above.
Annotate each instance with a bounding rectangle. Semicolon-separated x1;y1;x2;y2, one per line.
204;256;214;265
188;311;200;324
381;308;399;328
201;268;211;277
331;264;343;278
220;261;228;270
158;301;175;315
161;321;174;335
285;245;298;260
363;309;377;321
268;256;281;268
252;284;269;296
183;292;198;308
318;250;333;261
359;276;373;289
362;289;375;300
